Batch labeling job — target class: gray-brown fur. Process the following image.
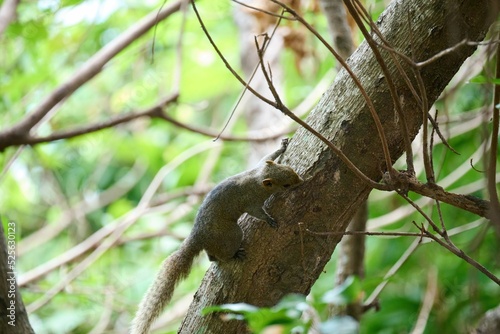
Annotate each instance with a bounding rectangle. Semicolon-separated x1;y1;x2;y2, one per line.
130;139;302;334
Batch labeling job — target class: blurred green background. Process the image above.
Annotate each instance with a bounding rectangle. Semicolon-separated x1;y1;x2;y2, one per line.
0;0;498;333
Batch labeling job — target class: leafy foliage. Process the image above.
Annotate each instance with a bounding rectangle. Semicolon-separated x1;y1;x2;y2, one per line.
0;0;498;333
204;278;365;334
204;294;312;334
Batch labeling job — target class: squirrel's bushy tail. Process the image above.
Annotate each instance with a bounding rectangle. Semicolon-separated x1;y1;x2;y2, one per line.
130;238;200;334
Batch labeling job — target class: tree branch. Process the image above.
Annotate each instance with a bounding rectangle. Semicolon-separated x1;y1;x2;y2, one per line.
0;0;183;150
405;177;491;219
0;0;19;37
16;94;178;147
487;40;500;236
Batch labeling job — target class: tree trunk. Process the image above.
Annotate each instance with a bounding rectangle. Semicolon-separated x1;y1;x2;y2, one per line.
0;220;34;333
179;0;499;332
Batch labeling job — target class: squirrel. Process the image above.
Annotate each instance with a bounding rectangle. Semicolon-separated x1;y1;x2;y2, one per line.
130;139;302;334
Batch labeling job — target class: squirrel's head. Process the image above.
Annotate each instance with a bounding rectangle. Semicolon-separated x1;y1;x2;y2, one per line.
261;160;303;192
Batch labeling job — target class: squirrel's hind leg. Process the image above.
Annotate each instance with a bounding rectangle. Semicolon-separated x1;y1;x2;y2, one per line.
204;223;244;262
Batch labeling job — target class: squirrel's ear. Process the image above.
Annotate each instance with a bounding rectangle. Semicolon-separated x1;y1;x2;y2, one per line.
262;178;273;187
265;160;276;165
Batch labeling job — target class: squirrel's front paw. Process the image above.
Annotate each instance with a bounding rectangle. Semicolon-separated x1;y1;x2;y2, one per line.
266;217;278;228
233;247;246;260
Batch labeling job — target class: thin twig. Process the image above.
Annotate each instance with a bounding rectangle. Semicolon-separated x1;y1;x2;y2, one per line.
359;4;458;157
232;0;295;21
397;191;443;234
158;111;285;142
269;0;396;179
349;0;415;174
191;1;275;107
416;39;476;68
215;7;284;141
194;0;387;190
307;229;426;238
399;193;500;285
20;143;215;287
427;112;459;154
416;226;500;285
172;0;191;91
410;268;437;334
364;237;421;306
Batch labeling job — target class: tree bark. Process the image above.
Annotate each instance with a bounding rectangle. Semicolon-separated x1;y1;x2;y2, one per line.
179;0;499;332
0;220;34;333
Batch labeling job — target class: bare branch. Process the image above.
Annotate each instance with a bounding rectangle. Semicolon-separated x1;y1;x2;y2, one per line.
416;39;487;68
13;94;178;148
215;6;284;142
232;0;295;21
269;0;396;179
487;39;500;237
306;228;426;238
406;179;491;219
410;268;438;334
0;0;19;37
157;109;288;142
18;160;147;256
398;192;500;285
0;0;183;148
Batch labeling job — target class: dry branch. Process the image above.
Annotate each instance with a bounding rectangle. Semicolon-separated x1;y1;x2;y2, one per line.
0;0;183;151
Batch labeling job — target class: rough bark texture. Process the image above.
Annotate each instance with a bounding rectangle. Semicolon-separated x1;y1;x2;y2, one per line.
179;0;499;333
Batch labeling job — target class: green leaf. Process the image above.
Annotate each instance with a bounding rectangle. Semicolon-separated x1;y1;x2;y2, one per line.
322;276;362;306
202;295;311;333
202;302;259;316
320;316;359;334
469;75;500;84
273;294;309;312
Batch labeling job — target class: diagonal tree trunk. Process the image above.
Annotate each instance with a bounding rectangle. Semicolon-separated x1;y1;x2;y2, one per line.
179;0;499;332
